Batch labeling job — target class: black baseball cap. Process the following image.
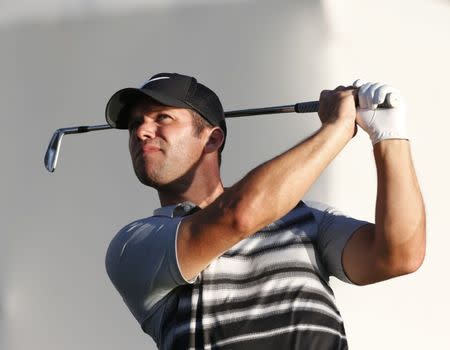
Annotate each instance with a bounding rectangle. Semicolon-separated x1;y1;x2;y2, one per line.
105;72;227;149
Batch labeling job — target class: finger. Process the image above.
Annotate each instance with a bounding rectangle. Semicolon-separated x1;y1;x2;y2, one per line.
320;89;332;100
334;85;347;92
358;82;372;109
353;79;364;88
373;84;397;105
367;82;382;109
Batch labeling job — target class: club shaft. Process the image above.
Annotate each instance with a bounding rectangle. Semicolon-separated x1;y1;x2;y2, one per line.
56;124;113;134
47;102;319;137
44;94;396;172
225;93;395;118
52;92;396;132
52;101;320;135
225;104;299;118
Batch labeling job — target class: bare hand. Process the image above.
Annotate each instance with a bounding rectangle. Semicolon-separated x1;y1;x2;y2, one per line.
318;86;358;139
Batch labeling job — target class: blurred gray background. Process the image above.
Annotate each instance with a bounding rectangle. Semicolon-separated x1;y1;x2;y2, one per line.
1;0;449;349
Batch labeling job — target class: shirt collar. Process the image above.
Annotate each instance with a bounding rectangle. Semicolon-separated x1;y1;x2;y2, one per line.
153;201;200;218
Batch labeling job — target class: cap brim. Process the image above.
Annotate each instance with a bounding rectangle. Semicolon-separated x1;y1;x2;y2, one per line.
105;88;194;129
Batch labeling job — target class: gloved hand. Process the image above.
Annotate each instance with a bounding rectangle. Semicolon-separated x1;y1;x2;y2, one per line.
353;80;408;145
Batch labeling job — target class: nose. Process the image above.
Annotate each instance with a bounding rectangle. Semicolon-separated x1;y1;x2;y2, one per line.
134;116;157;141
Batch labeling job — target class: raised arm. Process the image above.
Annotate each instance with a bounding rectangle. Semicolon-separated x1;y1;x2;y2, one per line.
342;83;426;285
177;87;358;280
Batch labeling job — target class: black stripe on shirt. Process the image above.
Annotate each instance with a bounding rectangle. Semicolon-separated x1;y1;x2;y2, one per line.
204;308;346;349
222;239;314;259
201;288;341;316
210;327;348;350
201;265;334;295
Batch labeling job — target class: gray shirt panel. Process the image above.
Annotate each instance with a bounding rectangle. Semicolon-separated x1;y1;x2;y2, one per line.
304;200;371;283
105;213;188;324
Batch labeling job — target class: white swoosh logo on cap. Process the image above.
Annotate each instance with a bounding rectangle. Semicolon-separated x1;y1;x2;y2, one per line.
141;76;170;88
149;76;170;82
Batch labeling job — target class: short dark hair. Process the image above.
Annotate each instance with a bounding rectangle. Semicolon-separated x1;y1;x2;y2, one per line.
190;110;223;166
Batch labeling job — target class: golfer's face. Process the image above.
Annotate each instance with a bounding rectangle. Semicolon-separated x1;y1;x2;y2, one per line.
128;100;206;188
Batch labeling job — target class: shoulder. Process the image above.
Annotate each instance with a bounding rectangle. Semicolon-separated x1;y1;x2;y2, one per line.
105;215;183;277
104;215;188;324
302;200;369;232
302;201;371;282
302;200;371;243
107;215;173;250
302;200;343;221
112;214;182;241
303;200;347;213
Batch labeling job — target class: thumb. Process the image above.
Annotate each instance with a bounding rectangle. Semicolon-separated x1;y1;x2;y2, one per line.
353;79;364;88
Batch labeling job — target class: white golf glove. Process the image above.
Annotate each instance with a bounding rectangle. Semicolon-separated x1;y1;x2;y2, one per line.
353;80;408;145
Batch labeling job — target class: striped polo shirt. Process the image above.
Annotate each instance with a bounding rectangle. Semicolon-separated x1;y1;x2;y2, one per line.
105;201;369;349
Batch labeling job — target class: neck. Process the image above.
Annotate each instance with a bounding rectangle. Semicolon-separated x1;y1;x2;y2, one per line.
157;161;224;209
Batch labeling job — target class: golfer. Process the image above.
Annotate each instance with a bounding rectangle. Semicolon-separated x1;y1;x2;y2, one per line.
105;73;425;349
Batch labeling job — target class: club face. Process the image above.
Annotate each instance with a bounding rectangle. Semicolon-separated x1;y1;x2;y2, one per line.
44;131;64;172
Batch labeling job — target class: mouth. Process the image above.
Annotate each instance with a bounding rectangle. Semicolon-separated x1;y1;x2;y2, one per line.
141;144;161;153
132;142;162;161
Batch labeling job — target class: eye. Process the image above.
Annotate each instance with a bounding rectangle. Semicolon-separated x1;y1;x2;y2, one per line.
128;116;142;133
156;113;173;123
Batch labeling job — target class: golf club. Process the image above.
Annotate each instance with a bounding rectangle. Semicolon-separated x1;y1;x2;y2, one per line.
44;94;397;173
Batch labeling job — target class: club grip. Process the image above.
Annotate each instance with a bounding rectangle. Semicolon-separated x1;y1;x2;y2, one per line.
294;92;398;114
294;101;319;113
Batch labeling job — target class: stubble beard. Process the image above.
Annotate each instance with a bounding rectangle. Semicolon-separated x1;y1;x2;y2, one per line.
134;140;202;191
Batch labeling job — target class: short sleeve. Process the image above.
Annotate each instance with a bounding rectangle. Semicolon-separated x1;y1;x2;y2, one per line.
305;201;371;283
105;215;190;324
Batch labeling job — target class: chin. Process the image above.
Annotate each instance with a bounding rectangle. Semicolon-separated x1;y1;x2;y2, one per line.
136;172;164;189
134;168;173;190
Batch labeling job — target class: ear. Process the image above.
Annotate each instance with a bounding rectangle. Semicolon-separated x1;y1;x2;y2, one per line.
204;127;224;154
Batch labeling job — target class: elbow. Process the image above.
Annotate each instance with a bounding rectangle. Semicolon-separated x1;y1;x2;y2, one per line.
403;215;427;274
407;237;426;273
384;210;427;278
232;204;260;238
386;231;426;278
231;194;273;238
408;203;427;273
399;247;425;275
377;249;425;282
224;184;268;238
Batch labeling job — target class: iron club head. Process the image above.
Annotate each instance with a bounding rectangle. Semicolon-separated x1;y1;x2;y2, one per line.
44;124;112;173
44;130;64;173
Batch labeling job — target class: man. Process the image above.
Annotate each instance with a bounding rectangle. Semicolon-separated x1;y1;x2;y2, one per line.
105;73;425;349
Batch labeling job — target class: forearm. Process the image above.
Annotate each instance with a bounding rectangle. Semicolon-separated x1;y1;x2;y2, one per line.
224;122;352;236
177;87;357;280
373;139;426;273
